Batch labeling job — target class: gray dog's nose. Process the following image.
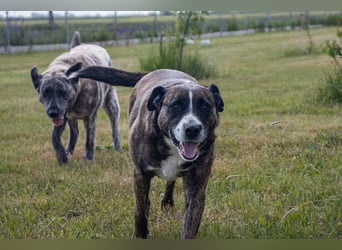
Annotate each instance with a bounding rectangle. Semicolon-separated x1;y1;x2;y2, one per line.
48;109;59;118
185;124;202;139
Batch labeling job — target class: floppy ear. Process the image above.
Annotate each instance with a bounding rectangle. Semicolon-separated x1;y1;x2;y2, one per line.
209;84;224;112
147;86;166;111
30;66;42;93
66;62;82;84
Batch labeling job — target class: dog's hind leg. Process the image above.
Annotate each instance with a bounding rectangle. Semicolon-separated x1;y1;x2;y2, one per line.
83;115;96;160
133;167;152;239
103;89;121;151
52;122;68;164
161;180;176;210
66;119;78;156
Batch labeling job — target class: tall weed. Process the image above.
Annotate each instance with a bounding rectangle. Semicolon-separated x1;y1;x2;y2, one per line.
317;66;342;105
140;11;216;80
318;25;342;104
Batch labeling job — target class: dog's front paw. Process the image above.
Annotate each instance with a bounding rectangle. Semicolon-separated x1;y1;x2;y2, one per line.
83;151;94;161
66;146;74;156
56;153;68;164
113;139;122;152
160;193;175;210
113;144;123;152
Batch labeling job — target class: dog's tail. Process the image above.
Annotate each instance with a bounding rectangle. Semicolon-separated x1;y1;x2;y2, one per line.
70;31;81;49
76;66;148;87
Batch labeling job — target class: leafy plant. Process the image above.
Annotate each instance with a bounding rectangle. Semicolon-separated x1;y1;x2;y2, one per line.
322;19;342;64
140;11;216;79
317;66;342;104
318;22;342;104
175;11;208;66
323;39;342;65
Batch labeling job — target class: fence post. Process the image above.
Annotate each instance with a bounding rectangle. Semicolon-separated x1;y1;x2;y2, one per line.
153;11;157;36
305;11;310;28
6;11;11;53
159;34;164;56
245;14;249;31
288;11;293;29
65;11;70;49
114;11;118;45
218;12;222;37
265;12;271;32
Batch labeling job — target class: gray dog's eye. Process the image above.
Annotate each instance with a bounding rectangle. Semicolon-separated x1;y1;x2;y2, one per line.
56;89;67;97
42;88;52;99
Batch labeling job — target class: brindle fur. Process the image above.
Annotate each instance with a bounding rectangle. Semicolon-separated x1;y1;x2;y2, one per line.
76;66;224;238
30;31;121;163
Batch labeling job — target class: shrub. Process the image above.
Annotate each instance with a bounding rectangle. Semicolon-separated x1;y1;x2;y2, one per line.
226;16;239;31
317;66;342;105
318;24;342;105
182;50;217;79
139;11;216;80
140;41;178;70
139;39;217;79
206;22;221;33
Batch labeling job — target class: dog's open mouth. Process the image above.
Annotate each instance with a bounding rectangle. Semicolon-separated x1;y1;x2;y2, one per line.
179;142;200;160
52;116;65;126
170;131;200;161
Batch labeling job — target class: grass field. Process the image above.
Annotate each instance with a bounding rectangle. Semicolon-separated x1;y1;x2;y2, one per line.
0;27;341;239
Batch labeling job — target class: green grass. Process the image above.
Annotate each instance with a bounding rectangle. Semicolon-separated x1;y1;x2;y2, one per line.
0;27;341;239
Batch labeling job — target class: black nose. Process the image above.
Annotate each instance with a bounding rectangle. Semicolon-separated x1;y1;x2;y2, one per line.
185;124;202;138
47;109;59;118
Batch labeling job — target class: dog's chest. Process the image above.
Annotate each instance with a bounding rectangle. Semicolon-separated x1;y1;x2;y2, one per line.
148;142;185;181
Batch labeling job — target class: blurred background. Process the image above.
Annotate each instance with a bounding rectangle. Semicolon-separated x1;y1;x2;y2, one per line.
1;10;341;54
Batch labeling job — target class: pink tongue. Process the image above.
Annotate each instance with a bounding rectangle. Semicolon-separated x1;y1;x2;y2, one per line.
181;142;199;159
52;116;64;126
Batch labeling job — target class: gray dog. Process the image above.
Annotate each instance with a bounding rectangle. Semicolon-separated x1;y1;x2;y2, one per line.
76;66;224;238
30;32;121;163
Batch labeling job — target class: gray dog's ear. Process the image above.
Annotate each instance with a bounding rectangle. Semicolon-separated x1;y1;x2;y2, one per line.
209;84;224;112
147;86;166;111
30;66;42;93
66;62;82;84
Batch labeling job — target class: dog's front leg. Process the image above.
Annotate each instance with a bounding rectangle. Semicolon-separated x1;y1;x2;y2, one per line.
52;123;68;163
161;180;176;210
181;171;209;239
83;116;96;160
66;119;78;155
133;167;152;239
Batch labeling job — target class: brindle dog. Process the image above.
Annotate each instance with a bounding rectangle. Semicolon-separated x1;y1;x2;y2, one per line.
76;66;224;238
30;32;122;163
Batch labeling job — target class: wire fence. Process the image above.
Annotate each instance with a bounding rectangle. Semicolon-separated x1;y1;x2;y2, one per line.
1;11;341;54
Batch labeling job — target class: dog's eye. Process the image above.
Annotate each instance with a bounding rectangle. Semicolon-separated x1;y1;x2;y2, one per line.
42;88;52;99
199;101;211;112
56;89;67;97
169;102;183;112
